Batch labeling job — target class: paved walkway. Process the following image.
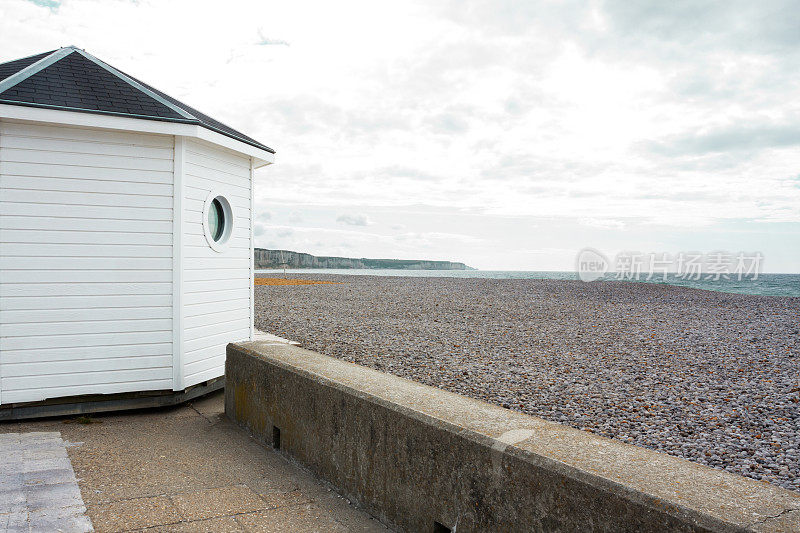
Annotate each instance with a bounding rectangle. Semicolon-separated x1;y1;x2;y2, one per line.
0;432;92;532
0;392;389;532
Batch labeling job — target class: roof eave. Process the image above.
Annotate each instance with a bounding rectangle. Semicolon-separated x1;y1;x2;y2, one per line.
0;102;275;164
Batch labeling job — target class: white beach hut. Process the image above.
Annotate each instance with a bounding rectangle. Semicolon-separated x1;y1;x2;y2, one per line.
0;47;274;417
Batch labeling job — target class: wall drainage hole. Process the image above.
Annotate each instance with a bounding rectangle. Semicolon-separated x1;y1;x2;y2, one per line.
272;426;281;449
433;521;451;533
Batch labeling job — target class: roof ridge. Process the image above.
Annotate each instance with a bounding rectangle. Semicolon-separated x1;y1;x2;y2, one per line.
71;49;196;122
0;47;274;155
127;75;275;153
0;49;57;70
0;47;76;94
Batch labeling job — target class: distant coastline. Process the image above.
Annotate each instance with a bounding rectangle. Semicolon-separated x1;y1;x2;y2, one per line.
254;248;474;271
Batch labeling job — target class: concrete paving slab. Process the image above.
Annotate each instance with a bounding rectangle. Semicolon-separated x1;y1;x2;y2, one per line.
0;489;25;513
90;495;181;531
170;485;268;521
310;490;391;533
256;488;312;509
235;503;348;533
0;473;23;494
144;515;243;532
22;467;79;487
25;481;85;511
0;391;390;532
27;505;93;533
0;431;92;532
0;511;28;532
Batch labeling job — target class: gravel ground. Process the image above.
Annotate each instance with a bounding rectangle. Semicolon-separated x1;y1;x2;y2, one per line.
254;275;800;492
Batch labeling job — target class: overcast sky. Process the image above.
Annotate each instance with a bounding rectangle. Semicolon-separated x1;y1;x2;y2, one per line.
3;0;799;271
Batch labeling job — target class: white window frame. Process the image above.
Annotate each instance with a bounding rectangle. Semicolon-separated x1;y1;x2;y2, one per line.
202;190;234;252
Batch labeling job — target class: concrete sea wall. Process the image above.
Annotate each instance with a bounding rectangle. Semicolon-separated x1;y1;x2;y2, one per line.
225;341;800;532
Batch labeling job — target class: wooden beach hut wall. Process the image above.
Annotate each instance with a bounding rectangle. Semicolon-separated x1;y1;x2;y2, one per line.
0;47;274;415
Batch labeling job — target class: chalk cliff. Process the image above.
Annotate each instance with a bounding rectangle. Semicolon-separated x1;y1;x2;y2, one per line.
254;249;473;270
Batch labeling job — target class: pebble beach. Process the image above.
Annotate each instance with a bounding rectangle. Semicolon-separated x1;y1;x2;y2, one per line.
254;275;800;492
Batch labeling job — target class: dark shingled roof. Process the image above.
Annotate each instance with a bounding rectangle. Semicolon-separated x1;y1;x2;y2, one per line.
0;47;274;154
0;50;56;82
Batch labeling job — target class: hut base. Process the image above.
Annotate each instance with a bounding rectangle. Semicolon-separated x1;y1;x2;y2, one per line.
0;378;224;421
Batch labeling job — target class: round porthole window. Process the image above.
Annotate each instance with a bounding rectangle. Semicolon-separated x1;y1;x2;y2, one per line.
208;198;225;242
202;191;233;252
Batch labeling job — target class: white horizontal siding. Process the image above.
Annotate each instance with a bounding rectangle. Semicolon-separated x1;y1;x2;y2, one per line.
2;355;173;377
181;139;252;387
0;318;171;337
0;122;174;148
0;378;173;404
0;162;173;183
2;343;172;364
1;294;171;310
2;306;172;323
1;175;173;196
1;282;170;297
183;298;249;318
0;216;172;233
0;230;172;246
2;331;172;351
0;147;173;172
0;121;175;404
1;257;172;270
1;270;172;283
0;202;172;221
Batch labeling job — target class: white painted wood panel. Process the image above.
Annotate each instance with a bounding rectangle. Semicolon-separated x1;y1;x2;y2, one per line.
0;175;174;196
0;161;174;183
0;379;173;404
2;331;172;351
0;202;172;221
184;163;250;188
2;306;172;323
2;343;173;364
0;216;172;233
182;298;250;317
1;189;173;209
1;136;174;159
0;148;174;171
0;257;173;270
0;318;171;337
0;121;175;404
0;121;174;148
184;328;249;357
181;139;252;387
0;294;172;310
2;243;171;258
0;230;172;246
2;355;174;377
1;282;170;297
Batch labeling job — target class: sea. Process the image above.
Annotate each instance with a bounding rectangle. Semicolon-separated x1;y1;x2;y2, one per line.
255;269;800;297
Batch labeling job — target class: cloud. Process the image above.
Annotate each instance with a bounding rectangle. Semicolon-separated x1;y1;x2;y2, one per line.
256;29;289;47
394;231;482;246
579;218;626;230
336;214;371;226
26;0;59;10
425;112;470;134
648;122;800;156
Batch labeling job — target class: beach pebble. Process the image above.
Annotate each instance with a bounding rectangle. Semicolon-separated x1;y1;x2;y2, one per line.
255;275;800;492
